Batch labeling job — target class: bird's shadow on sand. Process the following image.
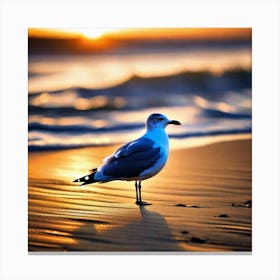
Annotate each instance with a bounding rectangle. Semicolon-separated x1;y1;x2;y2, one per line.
67;206;183;252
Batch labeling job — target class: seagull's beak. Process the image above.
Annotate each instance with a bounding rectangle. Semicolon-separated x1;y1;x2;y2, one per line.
168;120;181;125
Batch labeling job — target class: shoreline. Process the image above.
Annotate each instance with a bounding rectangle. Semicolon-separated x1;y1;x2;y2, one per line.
28;132;251;153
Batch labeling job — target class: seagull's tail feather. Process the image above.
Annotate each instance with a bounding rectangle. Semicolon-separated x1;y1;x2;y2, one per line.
73;169;98;186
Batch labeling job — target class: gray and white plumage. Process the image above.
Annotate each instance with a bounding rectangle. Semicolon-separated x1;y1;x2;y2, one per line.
73;113;181;205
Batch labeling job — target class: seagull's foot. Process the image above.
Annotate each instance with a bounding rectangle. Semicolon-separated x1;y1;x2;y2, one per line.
136;201;152;206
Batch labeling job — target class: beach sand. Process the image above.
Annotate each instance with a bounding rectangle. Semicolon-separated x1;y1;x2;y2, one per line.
28;139;252;252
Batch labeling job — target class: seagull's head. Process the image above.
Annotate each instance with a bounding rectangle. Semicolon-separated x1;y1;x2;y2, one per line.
146;113;181;130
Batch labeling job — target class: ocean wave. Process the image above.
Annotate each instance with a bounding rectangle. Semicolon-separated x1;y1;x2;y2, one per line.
28;68;251;113
31;68;251;97
28;127;252;152
28;122;144;134
169;127;252;139
28;103;251;135
201;108;251;120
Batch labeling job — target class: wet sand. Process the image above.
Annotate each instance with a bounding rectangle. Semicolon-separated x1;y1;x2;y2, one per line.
28;139;251;252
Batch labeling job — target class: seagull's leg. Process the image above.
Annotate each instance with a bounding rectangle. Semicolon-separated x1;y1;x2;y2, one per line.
137;181;151;206
135;181;139;204
139;180;142;203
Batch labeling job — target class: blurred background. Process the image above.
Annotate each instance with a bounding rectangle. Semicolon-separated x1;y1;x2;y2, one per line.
28;28;252;151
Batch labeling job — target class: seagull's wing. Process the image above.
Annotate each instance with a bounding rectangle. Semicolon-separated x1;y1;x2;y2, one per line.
100;137;161;179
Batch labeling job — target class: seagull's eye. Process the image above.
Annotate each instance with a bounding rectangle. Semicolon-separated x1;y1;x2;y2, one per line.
158;117;164;121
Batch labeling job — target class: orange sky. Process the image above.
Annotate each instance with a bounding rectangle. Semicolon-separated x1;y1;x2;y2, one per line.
29;28;251;41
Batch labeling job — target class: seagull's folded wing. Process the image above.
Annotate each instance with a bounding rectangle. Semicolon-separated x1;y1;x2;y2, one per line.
100;137;161;179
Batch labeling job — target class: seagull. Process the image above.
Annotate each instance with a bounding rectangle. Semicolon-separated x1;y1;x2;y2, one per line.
73;113;181;205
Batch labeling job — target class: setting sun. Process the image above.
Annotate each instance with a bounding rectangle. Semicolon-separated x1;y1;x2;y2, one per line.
78;29;112;39
57;28;117;39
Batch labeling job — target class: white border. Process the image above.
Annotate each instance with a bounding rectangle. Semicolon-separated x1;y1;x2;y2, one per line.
1;0;279;279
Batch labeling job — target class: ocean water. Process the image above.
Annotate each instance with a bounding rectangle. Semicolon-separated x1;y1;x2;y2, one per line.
28;42;252;151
